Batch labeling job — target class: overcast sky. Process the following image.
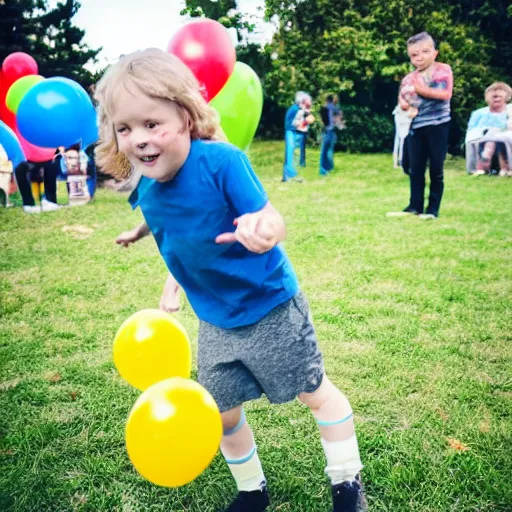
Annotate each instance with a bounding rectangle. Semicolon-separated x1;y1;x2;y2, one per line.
65;0;273;70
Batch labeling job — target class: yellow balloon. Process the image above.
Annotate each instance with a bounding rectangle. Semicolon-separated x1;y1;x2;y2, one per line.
113;309;191;391
125;377;223;487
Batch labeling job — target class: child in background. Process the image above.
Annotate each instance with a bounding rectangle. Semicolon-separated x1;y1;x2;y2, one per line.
282;91;314;181
319;94;343;176
292;94;315;167
388;32;453;220
96;49;366;512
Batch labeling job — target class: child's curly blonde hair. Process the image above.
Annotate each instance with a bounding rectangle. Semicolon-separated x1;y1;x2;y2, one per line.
94;48;225;180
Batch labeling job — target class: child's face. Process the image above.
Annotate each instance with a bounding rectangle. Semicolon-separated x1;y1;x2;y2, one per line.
65;150;79;171
300;99;312;110
112;89;191;182
407;40;438;71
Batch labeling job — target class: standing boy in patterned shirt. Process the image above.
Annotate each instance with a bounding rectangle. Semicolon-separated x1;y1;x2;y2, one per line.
388;32;453;220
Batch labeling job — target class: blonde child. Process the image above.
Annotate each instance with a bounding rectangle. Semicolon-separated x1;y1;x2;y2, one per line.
95;49;366;512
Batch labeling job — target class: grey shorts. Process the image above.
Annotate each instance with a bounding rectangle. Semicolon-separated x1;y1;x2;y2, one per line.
197;292;324;412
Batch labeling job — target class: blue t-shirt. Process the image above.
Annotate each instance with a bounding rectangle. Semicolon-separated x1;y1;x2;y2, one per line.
284;104;300;132
129;140;299;329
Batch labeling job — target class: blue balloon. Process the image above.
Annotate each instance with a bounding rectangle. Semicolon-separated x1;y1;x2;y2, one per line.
17;77;94;148
80;104;99;149
0;120;26;168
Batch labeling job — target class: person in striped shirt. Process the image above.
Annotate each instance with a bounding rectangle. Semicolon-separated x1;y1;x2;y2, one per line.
388;32;453;220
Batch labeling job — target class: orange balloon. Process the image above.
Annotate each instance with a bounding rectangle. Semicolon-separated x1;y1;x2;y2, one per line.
125;378;222;487
113;309;191;391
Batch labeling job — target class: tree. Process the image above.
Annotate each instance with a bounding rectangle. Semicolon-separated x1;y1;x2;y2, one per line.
180;0;256;41
180;0;271;74
449;0;512;75
262;0;510;152
0;0;101;89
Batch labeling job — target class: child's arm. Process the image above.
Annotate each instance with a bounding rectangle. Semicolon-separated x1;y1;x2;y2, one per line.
216;201;286;254
398;94;410;110
292;109;304;129
413;82;452;101
412;68;453;101
398;77;411;110
159;272;181;313
116;222;150;247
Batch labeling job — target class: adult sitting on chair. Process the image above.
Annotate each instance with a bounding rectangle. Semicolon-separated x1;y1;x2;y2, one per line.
466;82;512;176
14;159;61;213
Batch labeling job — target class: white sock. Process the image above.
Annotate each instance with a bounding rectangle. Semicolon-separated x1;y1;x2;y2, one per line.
222;445;266;492
321;435;363;485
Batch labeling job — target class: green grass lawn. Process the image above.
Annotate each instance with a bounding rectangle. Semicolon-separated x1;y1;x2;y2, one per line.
1;141;511;511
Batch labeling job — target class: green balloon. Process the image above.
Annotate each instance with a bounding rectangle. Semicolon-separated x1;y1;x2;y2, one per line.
5;75;44;114
210;62;263;151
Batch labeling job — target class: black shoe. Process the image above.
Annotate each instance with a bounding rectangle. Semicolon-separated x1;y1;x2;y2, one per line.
403;206;419;214
225;487;270;512
332;475;368;512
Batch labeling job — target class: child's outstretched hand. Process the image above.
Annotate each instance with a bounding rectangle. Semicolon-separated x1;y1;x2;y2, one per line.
216;203;285;254
116;229;141;247
116;223;149;247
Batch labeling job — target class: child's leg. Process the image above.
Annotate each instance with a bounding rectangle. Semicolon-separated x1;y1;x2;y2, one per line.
299;375;362;484
221;406;266;492
299;132;307;167
407;128;428;213
425;122;449;216
283;130;299;181
14;163;36;207
319;131;329;174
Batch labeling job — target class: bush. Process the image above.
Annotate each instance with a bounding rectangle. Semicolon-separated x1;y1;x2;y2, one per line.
336;105;394;153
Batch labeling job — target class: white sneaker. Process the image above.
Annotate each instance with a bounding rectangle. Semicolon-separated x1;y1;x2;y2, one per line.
41;199;61;211
418;213;436;220
471;169;486;176
386;211;416;218
23;205;41;214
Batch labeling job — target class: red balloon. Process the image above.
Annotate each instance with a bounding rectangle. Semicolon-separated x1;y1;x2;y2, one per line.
167;19;236;102
15;125;55;163
0;69;5;121
0;71;15;130
1;53;38;130
2;53;38;83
